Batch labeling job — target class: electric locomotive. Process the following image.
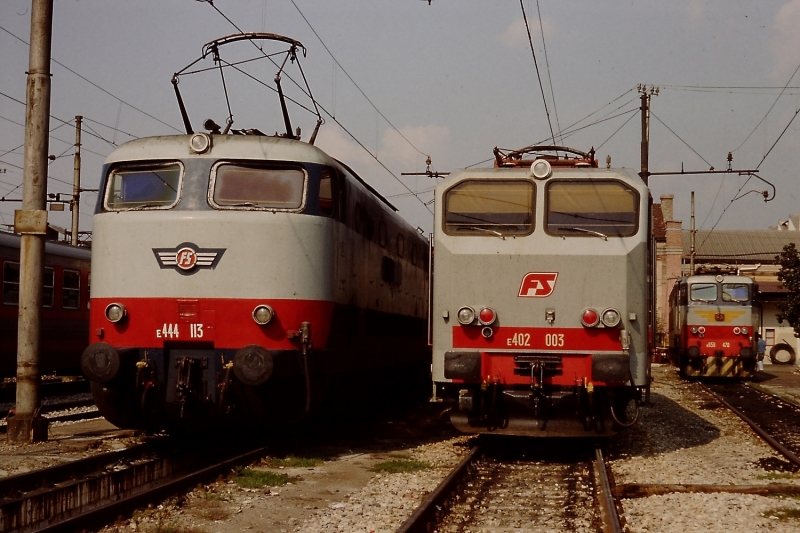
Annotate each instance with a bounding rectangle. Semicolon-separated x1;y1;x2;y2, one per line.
668;272;758;378
432;146;651;436
80;34;430;430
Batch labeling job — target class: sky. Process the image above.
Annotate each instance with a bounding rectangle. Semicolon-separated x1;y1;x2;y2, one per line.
1;0;800;238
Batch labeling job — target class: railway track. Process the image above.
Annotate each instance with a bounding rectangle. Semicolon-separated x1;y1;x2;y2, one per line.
0;433;271;532
0;379;88;404
700;381;800;467
0;397;98;434
397;439;622;532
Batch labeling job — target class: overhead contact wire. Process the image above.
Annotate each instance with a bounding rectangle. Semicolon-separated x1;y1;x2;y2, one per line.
520;0;556;144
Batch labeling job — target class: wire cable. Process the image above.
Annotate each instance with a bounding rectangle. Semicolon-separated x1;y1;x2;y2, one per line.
0;24;182;133
650;111;714;168
519;0;556;144
535;0;562;145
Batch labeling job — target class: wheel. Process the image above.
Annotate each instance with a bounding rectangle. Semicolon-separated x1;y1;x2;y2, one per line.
769;343;796;365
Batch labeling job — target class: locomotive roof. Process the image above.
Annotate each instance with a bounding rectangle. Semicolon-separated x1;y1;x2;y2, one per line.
104;134;337;167
680;274;754;284
0;231;91;260
442;165;642;183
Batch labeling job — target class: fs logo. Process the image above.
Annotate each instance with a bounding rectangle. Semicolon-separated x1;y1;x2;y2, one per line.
153;242;226;275
518;272;558;298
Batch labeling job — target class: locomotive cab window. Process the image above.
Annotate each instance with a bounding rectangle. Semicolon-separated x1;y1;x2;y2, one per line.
690;283;717;303
722;283;749;303
210;163;306;210
546;181;638;237
104;162;182;211
444;179;534;236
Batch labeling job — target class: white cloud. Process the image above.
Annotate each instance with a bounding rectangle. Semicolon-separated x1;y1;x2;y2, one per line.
502;14;554;49
771;0;800;80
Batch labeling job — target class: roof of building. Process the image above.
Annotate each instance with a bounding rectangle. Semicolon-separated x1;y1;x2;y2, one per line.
682;230;800;263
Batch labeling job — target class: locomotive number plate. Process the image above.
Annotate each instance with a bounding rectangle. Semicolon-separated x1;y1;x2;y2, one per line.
453;326;619;351
156;323;204;339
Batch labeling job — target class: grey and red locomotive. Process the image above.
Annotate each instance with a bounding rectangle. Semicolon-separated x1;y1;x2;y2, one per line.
431;146;652;436
80;34;430;430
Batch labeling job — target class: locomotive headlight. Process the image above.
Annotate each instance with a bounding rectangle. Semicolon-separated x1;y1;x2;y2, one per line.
698;326;706;334
530;158;552;179
189;132;212;154
691;326;698;334
457;306;476;325
478;307;497;325
252;305;274;325
105;303;127;323
733;327;741;335
601;308;621;327
741;327;749;335
580;308;600;327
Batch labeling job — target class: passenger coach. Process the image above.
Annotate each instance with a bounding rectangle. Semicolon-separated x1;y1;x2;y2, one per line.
432;146;651;436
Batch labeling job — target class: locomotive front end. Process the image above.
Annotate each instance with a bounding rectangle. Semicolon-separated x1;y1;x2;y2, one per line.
432;150;650;436
82;135;338;430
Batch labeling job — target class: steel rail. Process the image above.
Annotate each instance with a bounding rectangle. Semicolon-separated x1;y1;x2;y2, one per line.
396;445;481;533
0;435;270;533
594;446;623;533
700;383;800;467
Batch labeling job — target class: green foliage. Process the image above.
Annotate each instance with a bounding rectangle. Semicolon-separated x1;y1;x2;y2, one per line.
371;459;432;474
776;243;800;337
232;467;291;488
269;454;324;468
762;506;800;521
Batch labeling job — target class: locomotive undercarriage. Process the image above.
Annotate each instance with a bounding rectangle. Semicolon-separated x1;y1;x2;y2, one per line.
84;343;317;431
680;353;756;378
449;381;642;437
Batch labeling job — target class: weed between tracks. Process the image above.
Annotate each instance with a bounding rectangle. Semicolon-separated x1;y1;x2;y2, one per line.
232;466;292;488
370;457;432;474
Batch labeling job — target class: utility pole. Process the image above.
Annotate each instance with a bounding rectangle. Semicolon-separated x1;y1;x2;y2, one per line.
690;191;696;276
71;116;82;246
8;0;53;444
638;84;658;186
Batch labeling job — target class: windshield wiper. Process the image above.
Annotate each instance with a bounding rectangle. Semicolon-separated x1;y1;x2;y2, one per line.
120;203;167;212
558;227;608;241
457;226;506;240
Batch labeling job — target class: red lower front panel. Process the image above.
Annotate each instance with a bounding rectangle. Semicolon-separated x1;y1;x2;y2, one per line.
681;325;752;357
454;326;621;387
90;297;335;350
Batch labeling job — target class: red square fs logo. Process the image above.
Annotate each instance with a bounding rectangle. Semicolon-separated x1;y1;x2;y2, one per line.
518;272;558;298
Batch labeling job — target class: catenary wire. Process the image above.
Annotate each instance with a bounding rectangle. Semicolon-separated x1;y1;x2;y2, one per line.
650;111;714;168
536;0;562;145
0;24;182;133
520;0;556;144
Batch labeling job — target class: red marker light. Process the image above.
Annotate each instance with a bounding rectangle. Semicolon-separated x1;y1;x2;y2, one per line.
478;307;496;325
581;308;599;327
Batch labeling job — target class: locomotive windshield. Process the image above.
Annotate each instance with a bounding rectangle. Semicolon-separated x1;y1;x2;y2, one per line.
546;181;638;237
104;163;182;210
690;283;717;302
722;283;749;302
210;163;306;210
443;179;534;236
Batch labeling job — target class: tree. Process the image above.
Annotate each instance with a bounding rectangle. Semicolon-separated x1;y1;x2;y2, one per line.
776;242;800;337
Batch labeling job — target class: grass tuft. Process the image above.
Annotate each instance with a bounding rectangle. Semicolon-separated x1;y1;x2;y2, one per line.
232;467;291;488
371;459;431;474
269;454;324;468
763;506;800;521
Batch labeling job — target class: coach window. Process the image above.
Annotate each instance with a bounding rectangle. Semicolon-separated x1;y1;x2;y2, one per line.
444;180;534;236
722;283;749;303
690;283;717;303
319;168;334;217
62;270;80;309
210;163;306;210
546;181;638;238
43;267;54;308
3;262;19;305
105;162;182;211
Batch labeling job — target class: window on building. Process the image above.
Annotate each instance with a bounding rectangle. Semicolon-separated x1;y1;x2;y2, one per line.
765;328;776;346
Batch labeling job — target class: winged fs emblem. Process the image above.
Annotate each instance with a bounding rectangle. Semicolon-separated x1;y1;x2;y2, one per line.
152;242;226;275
